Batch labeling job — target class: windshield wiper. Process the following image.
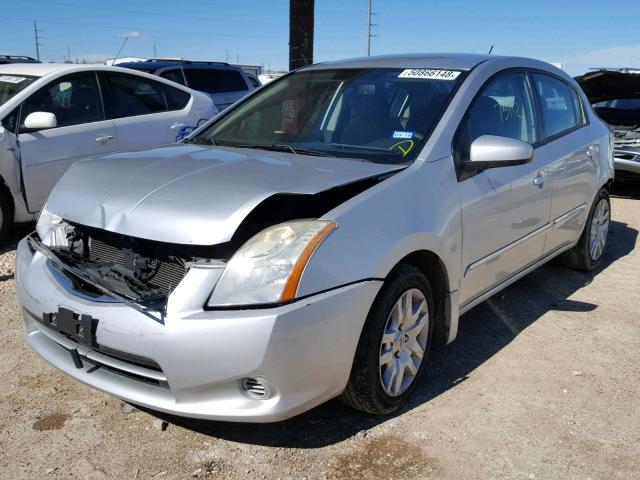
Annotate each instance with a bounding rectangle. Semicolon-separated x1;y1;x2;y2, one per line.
230;143;335;157
184;136;216;146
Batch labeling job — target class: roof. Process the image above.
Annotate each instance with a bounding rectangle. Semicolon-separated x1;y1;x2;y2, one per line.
118;59;231;71
304;53;495;71
0;63;101;77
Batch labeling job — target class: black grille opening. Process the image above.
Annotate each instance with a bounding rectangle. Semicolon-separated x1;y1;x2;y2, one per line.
46;223;201;305
88;237;188;298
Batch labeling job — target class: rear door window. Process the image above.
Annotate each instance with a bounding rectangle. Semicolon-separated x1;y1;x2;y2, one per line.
532;73;583;139
99;73;168;119
184;68;248;94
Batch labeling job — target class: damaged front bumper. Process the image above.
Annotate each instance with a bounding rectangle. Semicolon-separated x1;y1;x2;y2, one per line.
16;237;382;422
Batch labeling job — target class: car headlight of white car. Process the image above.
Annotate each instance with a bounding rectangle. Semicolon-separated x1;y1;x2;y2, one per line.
36;205;69;247
208;220;337;307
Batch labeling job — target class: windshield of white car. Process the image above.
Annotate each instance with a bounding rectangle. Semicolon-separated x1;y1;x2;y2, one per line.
0;74;38;107
195;68;465;164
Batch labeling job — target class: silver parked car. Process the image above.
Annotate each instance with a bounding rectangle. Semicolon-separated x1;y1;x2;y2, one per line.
17;54;614;422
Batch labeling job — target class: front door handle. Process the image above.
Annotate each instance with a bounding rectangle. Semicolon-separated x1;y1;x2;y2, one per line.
95;135;114;143
533;171;547;187
170;123;185;130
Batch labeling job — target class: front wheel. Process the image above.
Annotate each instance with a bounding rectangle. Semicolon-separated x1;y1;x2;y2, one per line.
560;187;611;271
340;264;434;415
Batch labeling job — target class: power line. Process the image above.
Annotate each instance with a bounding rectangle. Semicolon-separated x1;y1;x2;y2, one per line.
21;0;282;27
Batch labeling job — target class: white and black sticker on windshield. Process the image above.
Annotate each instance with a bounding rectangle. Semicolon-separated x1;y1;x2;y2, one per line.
392;130;415;140
398;69;461;80
0;75;27;84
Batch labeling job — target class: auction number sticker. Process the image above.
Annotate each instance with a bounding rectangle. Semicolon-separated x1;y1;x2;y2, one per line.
398;69;461;80
0;75;27;84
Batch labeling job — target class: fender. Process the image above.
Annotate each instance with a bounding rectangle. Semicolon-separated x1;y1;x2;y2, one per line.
0;126;32;221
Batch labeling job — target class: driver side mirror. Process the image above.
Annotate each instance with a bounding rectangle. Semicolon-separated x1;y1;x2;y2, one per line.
23;112;57;131
463;135;533;171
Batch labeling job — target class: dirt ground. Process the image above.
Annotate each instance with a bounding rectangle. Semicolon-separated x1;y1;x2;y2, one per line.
0;185;639;480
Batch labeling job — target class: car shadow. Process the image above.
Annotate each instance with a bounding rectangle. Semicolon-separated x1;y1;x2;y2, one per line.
146;218;638;448
610;180;640;200
0;222;34;255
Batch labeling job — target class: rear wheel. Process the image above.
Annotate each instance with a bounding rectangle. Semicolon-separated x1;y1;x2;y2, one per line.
0;187;13;243
560;188;610;271
340;264;434;414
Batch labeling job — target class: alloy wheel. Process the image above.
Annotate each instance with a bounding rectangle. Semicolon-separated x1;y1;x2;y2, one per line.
589;198;610;261
379;288;429;397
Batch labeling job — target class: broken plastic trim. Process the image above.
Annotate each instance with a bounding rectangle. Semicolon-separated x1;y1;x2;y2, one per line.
27;234;166;324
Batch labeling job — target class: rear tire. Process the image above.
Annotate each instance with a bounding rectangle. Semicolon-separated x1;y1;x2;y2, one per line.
340;264;434;415
0;187;13;243
560;187;610;271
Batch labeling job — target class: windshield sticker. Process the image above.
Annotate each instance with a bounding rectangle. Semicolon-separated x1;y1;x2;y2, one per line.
0;75;27;84
392;130;415;140
398;69;460;80
390;139;415;158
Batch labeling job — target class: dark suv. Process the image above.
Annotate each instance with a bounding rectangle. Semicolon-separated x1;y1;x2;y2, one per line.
118;60;256;110
0;55;39;64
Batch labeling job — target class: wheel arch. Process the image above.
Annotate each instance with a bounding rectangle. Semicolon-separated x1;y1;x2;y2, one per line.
391;249;452;346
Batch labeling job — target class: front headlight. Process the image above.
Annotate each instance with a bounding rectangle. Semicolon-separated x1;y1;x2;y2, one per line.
208;220;337;307
36;204;68;247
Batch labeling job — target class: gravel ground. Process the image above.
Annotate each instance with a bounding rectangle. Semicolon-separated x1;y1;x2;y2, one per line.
0;185;639;480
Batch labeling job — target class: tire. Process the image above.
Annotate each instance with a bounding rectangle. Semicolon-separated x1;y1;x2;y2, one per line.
0;187;13;243
560;187;610;271
340;264;435;415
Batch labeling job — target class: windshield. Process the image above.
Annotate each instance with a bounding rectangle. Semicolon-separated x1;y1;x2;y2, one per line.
195;68;464;163
0;74;38;107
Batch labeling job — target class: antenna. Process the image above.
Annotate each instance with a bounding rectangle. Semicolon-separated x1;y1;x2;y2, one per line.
113;37;128;64
33;21;43;61
488;45;494;55
366;0;378;56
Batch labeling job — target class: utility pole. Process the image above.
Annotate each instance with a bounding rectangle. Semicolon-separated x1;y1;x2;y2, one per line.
33;21;43;61
366;0;377;56
289;0;314;70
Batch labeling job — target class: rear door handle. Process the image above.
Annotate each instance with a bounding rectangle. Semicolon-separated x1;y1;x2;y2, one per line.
170;123;185;130
95;135;114;143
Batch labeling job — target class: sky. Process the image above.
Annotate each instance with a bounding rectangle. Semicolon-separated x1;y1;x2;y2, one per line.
1;0;639;76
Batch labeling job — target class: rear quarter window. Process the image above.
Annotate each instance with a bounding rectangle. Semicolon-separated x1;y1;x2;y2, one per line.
162;84;191;110
184;68;248;94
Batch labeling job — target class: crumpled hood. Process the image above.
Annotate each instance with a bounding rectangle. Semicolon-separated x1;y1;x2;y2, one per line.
46;144;402;245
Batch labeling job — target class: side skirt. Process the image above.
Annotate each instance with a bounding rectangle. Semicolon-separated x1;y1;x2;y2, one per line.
459;241;575;316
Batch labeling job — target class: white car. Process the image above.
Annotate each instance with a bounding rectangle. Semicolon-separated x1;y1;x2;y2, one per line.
0;64;217;239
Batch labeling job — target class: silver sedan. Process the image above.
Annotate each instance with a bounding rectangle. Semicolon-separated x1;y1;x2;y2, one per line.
16;54;613;422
